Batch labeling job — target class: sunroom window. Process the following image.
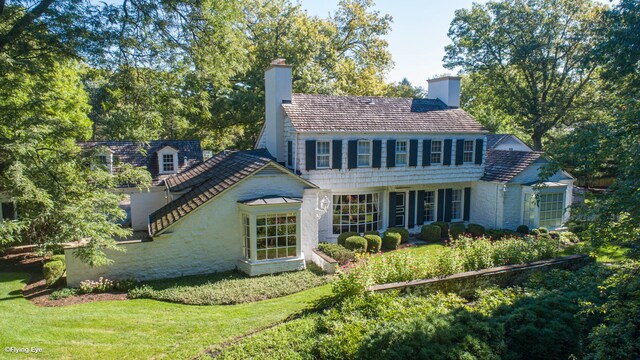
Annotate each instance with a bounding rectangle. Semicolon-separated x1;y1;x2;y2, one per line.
539;193;565;228
332;193;382;234
256;212;298;260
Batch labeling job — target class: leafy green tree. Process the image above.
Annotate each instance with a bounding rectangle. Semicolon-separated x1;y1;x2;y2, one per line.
385;78;426;98
445;0;605;150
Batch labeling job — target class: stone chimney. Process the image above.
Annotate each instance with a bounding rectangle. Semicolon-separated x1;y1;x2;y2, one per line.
427;76;461;108
264;59;293;163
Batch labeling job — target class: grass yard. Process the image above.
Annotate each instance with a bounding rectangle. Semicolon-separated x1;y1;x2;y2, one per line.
399;242;446;257
0;272;331;359
128;265;331;305
560;241;630;262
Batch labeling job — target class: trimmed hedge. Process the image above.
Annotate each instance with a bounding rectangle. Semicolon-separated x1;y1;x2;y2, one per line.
516;225;530;234
364;231;380;237
450;223;466;239
337;232;359;247
549;231;561;240
420;225;441;242
467;223;485;237
51;254;66;265
318;243;355;264
385;227;409;243
432;222;449;237
531;229;541;236
364;235;382;253
43;260;65;287
344;236;367;253
537;227;549;234
382;232;402;250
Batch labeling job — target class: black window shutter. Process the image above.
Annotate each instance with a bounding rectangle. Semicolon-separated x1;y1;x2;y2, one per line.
305;140;316;170
416;191;425;225
423;139;431;166
475;139;484;165
287;141;293;168
409;140;418;167
387;140;396;167
408;191;416;228
2;202;15;220
463;187;471;221
348;140;358;169
443;139;452;165
437;189;445;221
444;188;453;222
372;140;382;168
388;192;397;227
332;140;342;169
455;139;464;165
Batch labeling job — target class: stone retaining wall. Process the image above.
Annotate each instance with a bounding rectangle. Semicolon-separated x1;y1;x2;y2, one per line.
369;254;593;299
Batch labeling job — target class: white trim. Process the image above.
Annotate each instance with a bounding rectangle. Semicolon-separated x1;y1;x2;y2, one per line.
158;147;179;174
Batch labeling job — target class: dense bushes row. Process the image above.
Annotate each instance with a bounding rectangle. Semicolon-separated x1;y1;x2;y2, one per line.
218;262;640;360
333;235;561;298
317;243;355;264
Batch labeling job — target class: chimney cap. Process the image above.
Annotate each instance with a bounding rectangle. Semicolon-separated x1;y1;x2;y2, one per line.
427;75;461;83
266;58;293;71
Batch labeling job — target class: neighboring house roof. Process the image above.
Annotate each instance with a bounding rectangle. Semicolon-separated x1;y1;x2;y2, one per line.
486;134;532;151
282;93;488;133
149;149;313;236
80;140;203;186
481;150;543;183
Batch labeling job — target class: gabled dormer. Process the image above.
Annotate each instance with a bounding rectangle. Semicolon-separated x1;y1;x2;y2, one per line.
157;145;179;174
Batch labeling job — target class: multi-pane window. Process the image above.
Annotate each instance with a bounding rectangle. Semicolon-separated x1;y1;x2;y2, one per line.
451;189;462;220
424;191;436;222
242;214;251;259
463;140;474;163
97;155;108;165
316;141;331;169
395;140;408;166
431;140;442;164
332;193;382;234
523;193;536;228
162;154;175;172
256;212;297;260
539;193;565;228
357;140;371;167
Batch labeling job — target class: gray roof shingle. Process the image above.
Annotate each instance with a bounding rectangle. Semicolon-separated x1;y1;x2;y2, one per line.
149;150;276;235
283;93;488;133
481;150;543;183
80;140;203;186
486;134;510;150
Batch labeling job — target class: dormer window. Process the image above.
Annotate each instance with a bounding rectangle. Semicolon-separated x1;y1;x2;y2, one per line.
162;154;175;172
158;146;179;174
95;151;113;173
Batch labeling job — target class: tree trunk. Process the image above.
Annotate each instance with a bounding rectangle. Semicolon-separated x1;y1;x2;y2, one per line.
532;134;543;151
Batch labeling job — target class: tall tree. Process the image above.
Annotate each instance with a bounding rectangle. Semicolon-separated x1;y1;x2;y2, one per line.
445;0;605;150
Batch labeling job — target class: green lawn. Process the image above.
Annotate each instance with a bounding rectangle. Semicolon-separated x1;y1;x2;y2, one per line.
560;241;630;262
398;242;446;257
0;272;331;359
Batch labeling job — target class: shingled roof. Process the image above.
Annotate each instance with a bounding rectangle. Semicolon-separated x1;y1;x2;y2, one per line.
481;150;543;183
282;93;488;133
149;149;289;236
486;134;510;150
80;140;203;186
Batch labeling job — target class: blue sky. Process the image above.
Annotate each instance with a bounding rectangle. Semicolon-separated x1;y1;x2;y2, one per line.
300;0;615;86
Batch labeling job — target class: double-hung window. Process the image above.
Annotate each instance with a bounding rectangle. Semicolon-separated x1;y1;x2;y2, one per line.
357;140;371;167
424;190;436;222
451;189;462;220
431;140;442;164
162;154;175;172
395;140;408;166
463;140;474;163
316;141;331;169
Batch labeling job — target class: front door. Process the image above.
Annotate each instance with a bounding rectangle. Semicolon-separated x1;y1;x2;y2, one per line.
395;193;406;227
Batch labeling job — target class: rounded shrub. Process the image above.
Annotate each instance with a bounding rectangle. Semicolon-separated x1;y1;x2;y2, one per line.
432;222;449;237
364;231;380;237
549;231;561;240
344;236;367;253
537;227;549;234
449;223;466;239
530;229;541;236
43;260;65;287
385;227;409;243
467;223;486;237
516;225;529;234
364;234;382;253
337;232;359;247
420;224;441;242
382;232;402;250
50;254;66;265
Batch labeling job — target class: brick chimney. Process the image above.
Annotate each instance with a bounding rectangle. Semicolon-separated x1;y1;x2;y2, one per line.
264;59;292;162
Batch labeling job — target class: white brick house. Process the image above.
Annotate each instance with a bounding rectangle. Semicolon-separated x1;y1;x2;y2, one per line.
65;59;574;285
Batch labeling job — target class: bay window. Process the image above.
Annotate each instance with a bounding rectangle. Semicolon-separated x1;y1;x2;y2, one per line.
332;193;382;234
539;193;565;228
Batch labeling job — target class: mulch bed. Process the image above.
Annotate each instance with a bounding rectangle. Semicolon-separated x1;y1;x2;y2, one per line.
1;251;127;307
